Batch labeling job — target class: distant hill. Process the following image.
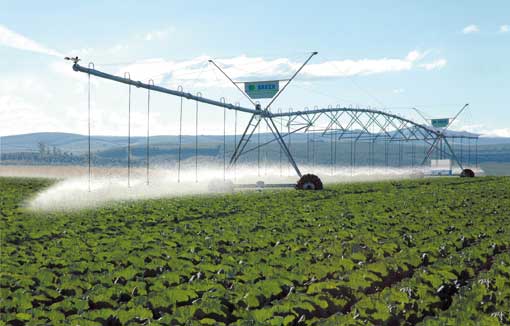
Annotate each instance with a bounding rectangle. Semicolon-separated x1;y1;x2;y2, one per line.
1;132;510;170
477;137;510;145
0;132;144;154
2;132;510;154
0;132;275;154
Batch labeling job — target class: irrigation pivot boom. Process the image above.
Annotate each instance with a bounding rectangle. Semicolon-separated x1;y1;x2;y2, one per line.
209;52;318;180
67;53;475;190
68;53;329;189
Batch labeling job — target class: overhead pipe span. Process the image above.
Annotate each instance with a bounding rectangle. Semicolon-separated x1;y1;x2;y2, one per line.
72;62;440;138
72;63;262;116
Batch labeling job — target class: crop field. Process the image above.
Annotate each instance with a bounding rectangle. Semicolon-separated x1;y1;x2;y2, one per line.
1;176;510;325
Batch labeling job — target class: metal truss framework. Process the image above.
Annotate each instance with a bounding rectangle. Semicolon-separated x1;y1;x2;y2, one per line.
235;106;476;173
70;60;477;179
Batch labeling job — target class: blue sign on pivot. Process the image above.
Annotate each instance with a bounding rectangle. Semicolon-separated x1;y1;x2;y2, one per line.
244;81;279;99
431;118;450;128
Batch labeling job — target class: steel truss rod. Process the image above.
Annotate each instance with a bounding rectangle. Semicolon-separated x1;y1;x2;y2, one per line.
337;114;361;140
273;107;440;137
421;135;458;167
208;59;257;106
442;137;464;170
72;62;443;140
229;114;262;165
387;119;410;142
370;114;394;141
72;59;472;175
321;111;344;136
263;116;302;177
217;52;317;177
352;112;378;142
264;52;317;111
421;104;469;169
448;104;469;129
418;134;465;169
72;63;260;115
241;125;308;156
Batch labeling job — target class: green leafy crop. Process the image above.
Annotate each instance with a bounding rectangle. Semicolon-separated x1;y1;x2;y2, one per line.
1;176;509;325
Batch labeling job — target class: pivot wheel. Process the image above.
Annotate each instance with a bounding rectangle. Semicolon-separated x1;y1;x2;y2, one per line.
296;174;323;190
460;168;475;178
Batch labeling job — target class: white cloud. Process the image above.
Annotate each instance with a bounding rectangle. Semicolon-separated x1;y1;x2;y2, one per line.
483;128;510;137
51;61;88;81
306;57;412;77
472;127;510;138
0;24;63;57
452;123;510;138
143;27;175;41
0;49;447;137
393;88;405;94
500;25;509;33
0;72;171;137
462;24;479;34
419;59;447;70
107;43;129;54
0;95;59;135
114;50;436;88
0;76;67;136
405;50;425;62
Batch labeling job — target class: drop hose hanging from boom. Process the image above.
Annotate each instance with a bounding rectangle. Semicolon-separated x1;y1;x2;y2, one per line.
65;52;473;190
66;53;325;188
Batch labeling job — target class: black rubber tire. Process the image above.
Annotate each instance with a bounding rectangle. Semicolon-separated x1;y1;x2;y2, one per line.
296;174;323;190
460;169;475;178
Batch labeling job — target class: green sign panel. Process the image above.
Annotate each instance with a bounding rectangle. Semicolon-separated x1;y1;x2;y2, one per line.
431;118;450;128
244;81;279;99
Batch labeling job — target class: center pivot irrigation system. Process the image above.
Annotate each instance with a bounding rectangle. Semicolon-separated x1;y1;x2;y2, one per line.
66;52;477;191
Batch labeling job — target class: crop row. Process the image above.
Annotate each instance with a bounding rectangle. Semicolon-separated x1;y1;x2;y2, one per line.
1;176;509;325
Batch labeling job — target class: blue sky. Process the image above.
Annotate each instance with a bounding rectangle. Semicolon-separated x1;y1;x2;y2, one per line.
1;1;509;136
